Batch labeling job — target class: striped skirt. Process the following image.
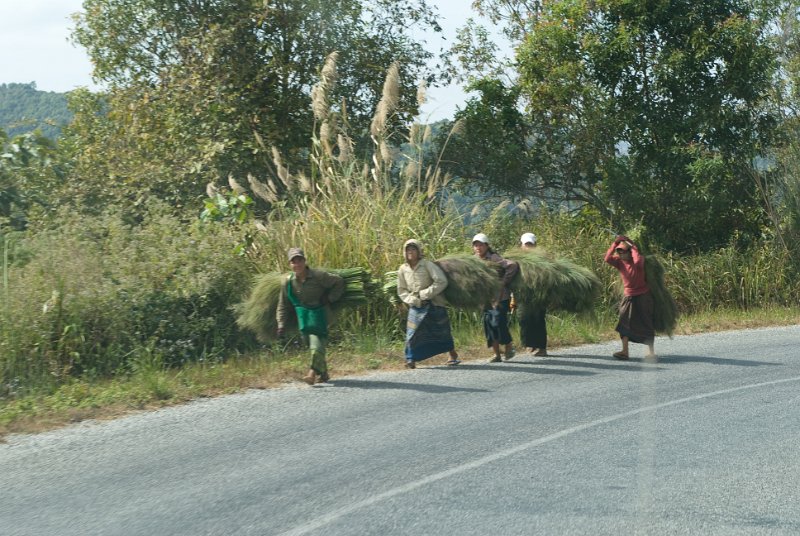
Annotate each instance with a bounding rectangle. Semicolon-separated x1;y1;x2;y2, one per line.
405;304;455;361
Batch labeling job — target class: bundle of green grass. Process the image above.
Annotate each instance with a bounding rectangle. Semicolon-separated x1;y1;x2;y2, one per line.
644;255;679;336
383;254;502;309
235;267;370;342
504;249;601;314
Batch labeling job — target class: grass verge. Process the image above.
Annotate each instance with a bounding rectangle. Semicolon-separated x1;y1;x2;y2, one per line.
2;306;799;440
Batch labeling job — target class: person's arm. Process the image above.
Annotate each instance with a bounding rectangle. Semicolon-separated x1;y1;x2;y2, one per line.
397;267;422;307
630;243;645;269
276;277;290;335
322;271;345;304
604;239;622;267
500;258;519;289
419;260;448;301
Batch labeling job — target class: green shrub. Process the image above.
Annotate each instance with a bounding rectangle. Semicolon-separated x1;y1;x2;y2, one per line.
0;202;254;396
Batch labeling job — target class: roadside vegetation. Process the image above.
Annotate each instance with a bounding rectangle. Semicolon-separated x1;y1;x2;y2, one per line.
4;0;800;438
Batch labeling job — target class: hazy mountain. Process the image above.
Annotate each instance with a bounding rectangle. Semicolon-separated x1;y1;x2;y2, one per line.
0;82;72;139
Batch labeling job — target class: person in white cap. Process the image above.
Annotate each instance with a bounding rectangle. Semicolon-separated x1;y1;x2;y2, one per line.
518;232;548;356
397;239;460;368
472;233;519;362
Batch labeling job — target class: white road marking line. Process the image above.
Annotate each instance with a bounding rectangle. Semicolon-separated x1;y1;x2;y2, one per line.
280;375;800;535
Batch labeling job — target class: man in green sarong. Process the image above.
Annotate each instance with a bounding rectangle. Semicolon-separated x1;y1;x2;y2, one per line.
277;247;345;384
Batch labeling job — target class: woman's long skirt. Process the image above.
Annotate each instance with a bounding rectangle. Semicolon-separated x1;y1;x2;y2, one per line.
518;302;547;350
616;292;655;344
405;304;455;362
483;299;513;346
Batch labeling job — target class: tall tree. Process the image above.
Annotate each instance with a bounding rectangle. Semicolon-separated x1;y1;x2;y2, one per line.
438;79;532;197
516;0;779;251
69;0;441;208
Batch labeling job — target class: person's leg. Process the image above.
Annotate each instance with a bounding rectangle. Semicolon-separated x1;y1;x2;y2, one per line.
489;341;501;362
645;341;657;362
533;307;547;356
308;334;328;383
614;336;630;359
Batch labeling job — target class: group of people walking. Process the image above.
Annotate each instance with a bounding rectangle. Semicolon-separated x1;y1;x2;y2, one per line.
276;234;656;384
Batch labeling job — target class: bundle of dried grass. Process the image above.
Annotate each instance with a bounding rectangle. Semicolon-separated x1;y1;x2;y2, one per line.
505;249;601;314
435;254;503;308
235;268;370;342
644;255;679;336
234;272;288;343
382;254;502;309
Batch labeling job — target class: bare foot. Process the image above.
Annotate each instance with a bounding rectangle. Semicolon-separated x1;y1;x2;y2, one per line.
613;351;629;360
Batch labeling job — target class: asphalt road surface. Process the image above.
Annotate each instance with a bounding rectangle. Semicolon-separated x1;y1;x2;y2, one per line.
2;326;800;535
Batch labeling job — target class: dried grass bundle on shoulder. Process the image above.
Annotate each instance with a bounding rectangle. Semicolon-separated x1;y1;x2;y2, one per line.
435;254;503;309
234;272;290;343
382;254;502;309
644;255;679;336
505;249;601;314
235;267;370;342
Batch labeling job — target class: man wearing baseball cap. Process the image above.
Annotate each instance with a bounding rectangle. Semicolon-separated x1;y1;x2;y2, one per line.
277;247;345;384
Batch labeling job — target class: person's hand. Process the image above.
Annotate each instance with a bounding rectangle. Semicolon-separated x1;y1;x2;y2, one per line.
410;297;423;307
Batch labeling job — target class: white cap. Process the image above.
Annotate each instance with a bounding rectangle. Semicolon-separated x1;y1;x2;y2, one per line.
472;233;489;244
520;232;537;246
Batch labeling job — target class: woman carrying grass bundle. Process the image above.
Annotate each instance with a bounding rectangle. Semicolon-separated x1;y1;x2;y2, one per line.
517;232;548;356
604;236;656;361
472;233;519;362
397;239;460;368
277;247;345;384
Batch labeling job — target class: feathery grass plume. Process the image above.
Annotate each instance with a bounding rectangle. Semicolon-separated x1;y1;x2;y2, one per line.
271;147;291;189
434;254;503;308
206;182;219;198
644;255;679;336
311;52;338;121
248;174;277;203
320;120;334;157
370;62;401;138
409;123;421;144
417;80;427;107
423;124;433;144
228;176;246;195
505;249;601;314
337;133;353;164
235;268;371;343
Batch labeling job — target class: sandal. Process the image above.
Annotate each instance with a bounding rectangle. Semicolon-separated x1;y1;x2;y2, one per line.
446;359;461;366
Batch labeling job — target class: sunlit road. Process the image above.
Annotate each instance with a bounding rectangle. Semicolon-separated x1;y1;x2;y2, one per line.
2;326;800;535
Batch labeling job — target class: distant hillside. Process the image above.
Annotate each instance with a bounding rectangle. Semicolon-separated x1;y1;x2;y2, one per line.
0;82;72;139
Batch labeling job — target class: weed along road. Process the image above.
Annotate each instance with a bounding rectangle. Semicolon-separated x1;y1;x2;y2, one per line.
2;327;800;535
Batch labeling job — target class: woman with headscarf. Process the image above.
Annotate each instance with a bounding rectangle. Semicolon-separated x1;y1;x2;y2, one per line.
604;236;656;360
397;239;460;368
517;232;548;356
472;233;519;362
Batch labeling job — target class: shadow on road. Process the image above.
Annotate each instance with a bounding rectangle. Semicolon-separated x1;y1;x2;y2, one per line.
329;379;491;393
536;353;780;369
432;364;596;377
653;354;781;367
531;357;647;372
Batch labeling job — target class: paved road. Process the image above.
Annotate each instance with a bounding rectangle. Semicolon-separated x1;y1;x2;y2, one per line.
2;327;800;535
